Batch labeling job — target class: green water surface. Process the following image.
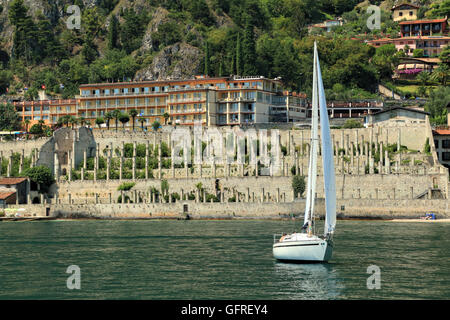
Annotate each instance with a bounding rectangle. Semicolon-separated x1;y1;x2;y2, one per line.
0;220;448;299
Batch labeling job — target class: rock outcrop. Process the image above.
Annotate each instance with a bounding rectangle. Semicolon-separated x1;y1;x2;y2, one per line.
134;42;203;81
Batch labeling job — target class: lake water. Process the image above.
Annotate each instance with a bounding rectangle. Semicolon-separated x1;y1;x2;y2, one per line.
0;220;448;299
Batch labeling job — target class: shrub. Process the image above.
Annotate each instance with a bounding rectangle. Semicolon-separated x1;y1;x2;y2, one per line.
292;175;306;198
117;182;136;191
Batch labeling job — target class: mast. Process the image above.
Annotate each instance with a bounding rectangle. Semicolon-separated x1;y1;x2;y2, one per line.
304;42;319;236
315;43;337;237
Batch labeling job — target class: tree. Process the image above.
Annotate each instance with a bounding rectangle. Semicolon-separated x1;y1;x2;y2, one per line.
431;64;449;86
439;45;450;65
29;123;44;135
413;49;424;58
292;175;306;198
68;115;78;128
161;179;169;195
119;112;130;130
204;41;210;76
163;112;170;125
424;86;450;125
152;120;161;131
0;103;21;131
236;33;242;75
112;109;121;132
242;17;257;75
129;109;138;131
417;71;430;86
24;118;30;132
372;44;400;80
8;0;38;64
0;69;13;94
107;15;119;50
95;117;105;128
104;111;113;130
23;165;54;193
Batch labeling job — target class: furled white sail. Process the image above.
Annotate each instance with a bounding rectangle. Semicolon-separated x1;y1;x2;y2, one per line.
303;42;319;227
314;43;337;236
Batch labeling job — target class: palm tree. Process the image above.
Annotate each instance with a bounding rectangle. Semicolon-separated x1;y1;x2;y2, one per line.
78;116;86;127
140;117;146;131
129;109;138;131
417;71;430;86
119;113;130;130
24;119;30;132
69;115;78;129
104;112;113;130
111;109;121;132
95;117;105;129
431;64;449;86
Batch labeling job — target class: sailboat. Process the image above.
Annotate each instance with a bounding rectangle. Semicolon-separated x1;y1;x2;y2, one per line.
273;42;336;263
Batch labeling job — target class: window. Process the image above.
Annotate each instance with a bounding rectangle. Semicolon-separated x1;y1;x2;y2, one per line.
66;106;71;112
442;140;450;149
409;11;413;16
399;12;403;16
443;152;450;161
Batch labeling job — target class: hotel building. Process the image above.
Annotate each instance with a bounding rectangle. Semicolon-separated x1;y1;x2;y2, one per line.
13;99;77;127
76;76;307;128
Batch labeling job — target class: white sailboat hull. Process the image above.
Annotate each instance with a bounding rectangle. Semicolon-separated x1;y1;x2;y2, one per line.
273;234;333;262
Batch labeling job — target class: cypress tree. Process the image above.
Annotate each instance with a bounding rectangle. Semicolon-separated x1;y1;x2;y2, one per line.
107;15;119;50
236;33;242;76
242;18;257;76
204;41;210;76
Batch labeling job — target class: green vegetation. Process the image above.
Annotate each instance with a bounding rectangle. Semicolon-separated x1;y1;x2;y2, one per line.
117;182;136;191
0;0;412;101
23;165;54;193
342;119;363;129
424;86;450;125
0;103;21;131
292;175;306;198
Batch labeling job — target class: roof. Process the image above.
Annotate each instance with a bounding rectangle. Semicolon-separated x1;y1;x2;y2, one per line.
399;18;448;25
370;106;430;116
392;3;420;10
0;191;16;200
434;129;450;135
0;177;28;185
399;57;441;64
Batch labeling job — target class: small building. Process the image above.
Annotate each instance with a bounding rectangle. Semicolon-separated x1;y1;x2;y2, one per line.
0;191;17;206
395;57;440;79
364;106;429;127
391;3;420;22
367;36;450;57
433;128;450;169
308;18;344;33
0;177;29;204
399;18;448;37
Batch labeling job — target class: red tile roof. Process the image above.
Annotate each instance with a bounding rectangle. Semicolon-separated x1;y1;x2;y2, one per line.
399;18;448;25
0;191;16;200
0;177;27;185
434;129;450;135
